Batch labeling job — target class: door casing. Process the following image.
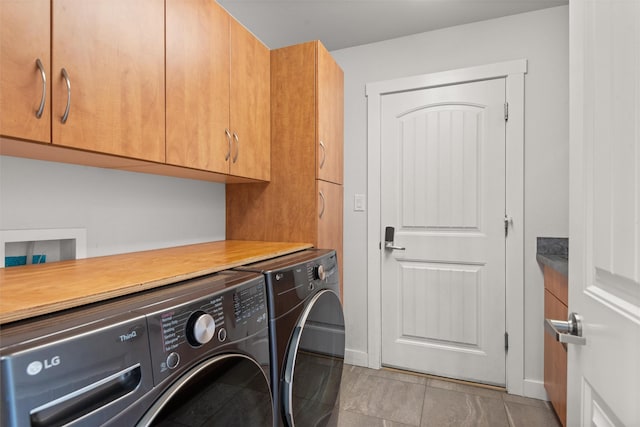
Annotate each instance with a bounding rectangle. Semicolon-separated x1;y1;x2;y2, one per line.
366;59;527;395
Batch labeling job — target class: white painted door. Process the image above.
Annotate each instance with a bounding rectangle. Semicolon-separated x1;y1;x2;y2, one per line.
380;78;507;386
567;0;640;425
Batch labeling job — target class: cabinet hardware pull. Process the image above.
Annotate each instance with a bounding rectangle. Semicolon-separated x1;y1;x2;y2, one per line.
224;129;231;161
319;191;326;219
35;58;46;119
61;68;71;124
232;132;239;163
319;140;326;168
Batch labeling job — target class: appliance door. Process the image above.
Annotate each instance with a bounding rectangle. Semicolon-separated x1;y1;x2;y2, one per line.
282;290;345;427
137;354;272;427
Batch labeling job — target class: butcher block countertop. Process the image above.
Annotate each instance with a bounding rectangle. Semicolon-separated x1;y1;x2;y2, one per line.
0;240;312;325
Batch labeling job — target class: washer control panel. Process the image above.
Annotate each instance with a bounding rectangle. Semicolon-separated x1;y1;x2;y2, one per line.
145;273;267;385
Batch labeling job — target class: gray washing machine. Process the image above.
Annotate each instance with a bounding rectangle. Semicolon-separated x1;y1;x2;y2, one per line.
1;270;273;427
237;249;345;427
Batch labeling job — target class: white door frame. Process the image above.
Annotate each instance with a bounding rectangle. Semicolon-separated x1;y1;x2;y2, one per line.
366;59;527;395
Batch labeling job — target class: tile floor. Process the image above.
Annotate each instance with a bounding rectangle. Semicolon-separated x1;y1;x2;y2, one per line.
328;364;562;427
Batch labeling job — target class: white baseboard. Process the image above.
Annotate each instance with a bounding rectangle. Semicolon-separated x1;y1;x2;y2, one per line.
521;378;549;401
345;348;368;367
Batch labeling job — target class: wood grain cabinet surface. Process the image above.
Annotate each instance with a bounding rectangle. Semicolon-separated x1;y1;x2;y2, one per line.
52;0;165;162
543;265;568;427
166;1;270;181
166;0;230;174
317;44;344;185
0;0;51;143
2;0;165;161
2;0;268;183
229;18;270;181
226;41;344;297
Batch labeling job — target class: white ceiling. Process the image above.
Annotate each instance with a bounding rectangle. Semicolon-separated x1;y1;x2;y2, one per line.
218;0;568;51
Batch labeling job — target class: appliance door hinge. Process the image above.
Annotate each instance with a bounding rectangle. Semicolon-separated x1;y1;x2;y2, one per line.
505;332;509;351
504;102;509;121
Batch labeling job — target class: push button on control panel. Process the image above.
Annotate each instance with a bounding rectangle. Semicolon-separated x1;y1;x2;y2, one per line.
218;327;227;343
166;352;180;369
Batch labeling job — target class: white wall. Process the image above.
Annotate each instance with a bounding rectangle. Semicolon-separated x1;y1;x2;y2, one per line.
0;156;226;257
332;5;569;396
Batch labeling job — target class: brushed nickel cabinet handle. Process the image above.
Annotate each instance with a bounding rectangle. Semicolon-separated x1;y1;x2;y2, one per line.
60;68;71;124
35;58;46;119
224;129;231;161
319;191;326;219
319;140;326;169
232;132;239;163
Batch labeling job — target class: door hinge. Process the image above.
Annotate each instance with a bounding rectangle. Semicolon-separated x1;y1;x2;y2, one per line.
504;102;509;121
504;215;512;237
505;332;509;351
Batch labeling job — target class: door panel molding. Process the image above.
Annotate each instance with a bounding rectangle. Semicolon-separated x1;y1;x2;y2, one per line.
366;59;527;395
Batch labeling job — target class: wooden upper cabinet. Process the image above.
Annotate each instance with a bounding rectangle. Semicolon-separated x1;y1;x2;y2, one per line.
229;18;270;181
0;0;51;143
317;43;344;185
165;6;269;181
227;40;344;297
51;0;165;162
166;0;230;173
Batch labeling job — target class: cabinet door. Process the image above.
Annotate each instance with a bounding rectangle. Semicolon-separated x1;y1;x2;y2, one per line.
316;43;344;185
317;180;343;298
52;0;165;162
0;0;50;143
229;18;270;181
166;0;230;173
544;289;567;426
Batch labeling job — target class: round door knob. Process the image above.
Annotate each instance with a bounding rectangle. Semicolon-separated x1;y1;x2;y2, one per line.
314;264;326;281
187;311;216;346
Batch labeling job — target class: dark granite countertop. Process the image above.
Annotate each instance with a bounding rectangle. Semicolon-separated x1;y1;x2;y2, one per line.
536;237;568;277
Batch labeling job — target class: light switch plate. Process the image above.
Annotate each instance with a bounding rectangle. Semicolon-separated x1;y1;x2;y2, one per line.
354;194;366;212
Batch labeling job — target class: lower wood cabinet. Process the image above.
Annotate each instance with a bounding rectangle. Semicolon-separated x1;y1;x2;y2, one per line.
543;266;568;427
226;177;343;298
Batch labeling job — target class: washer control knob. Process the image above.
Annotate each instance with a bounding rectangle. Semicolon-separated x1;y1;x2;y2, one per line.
314;264;326;281
187;311;216;346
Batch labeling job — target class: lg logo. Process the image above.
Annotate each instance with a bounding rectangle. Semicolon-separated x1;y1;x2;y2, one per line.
26;356;61;376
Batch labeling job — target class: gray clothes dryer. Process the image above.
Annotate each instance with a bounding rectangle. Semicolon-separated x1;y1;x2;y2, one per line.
237;249;345;427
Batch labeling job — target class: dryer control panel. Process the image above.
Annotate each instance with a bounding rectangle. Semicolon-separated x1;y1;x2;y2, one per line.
260;250;339;319
232;249;339;320
145;272;267;385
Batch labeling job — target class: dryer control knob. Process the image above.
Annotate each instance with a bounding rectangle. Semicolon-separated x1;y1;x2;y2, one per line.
314;264;326;281
187;311;216;346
